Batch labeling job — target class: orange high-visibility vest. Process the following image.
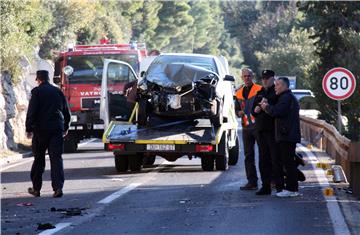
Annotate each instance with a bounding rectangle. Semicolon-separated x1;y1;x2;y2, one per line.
236;83;262;127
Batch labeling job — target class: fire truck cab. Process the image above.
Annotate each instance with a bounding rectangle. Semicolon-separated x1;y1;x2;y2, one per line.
53;43;147;152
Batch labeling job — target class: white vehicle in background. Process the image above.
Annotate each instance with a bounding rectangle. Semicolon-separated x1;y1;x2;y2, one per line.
292;89;314;100
292;89;320;119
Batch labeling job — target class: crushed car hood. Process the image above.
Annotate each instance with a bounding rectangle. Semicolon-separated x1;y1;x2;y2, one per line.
146;63;216;88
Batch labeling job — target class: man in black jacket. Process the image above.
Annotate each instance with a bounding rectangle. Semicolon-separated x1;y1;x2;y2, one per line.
260;77;301;197
26;70;71;198
252;70;282;195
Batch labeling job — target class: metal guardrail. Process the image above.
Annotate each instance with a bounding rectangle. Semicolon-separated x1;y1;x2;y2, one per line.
300;116;360;198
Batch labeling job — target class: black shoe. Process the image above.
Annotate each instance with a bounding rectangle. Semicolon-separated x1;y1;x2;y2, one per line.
240;183;258;190
28;187;40;197
53;189;63;198
256;187;271;195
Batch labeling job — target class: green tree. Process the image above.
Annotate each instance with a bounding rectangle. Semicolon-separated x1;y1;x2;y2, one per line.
299;1;360;140
250;1;299;57
153;1;194;51
77;1;131;45
255;28;318;89
221;1;260;70
38;0;97;59
0;0;51;80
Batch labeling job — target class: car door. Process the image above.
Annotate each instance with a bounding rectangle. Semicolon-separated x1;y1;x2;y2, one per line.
100;59;138;129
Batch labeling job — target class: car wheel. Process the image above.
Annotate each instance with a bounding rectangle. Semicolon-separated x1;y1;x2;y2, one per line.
201;155;214;171
215;133;229;171
228;135;239;165
114;153;128;172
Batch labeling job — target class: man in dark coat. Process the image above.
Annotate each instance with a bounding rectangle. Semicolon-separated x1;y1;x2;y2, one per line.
251;70;282;195
26;70;71;198
260;77;301;197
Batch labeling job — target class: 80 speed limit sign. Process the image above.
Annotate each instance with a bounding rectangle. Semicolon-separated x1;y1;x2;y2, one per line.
322;67;356;100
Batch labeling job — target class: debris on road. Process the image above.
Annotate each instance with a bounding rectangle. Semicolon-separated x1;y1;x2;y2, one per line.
50;207;87;216
37;223;55;230
16;202;33;207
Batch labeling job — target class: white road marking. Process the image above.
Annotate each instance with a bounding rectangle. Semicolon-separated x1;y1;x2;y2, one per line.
1;158;34;172
38;223;72;235
98;183;142;204
1;138;98;172
78;138;98;147
97;159;172;205
298;144;351;235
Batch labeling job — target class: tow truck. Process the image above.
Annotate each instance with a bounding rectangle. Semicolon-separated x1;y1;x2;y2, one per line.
100;58;240;172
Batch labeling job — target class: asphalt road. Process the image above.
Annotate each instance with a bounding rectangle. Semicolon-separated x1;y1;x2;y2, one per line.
0;134;354;235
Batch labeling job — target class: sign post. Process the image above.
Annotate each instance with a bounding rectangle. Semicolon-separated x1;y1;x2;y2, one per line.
322;67;356;133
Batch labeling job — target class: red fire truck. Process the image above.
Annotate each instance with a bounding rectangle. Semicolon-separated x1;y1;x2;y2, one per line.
53;43;147;152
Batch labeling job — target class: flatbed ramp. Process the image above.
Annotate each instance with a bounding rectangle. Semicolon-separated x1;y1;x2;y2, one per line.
106;119;217;144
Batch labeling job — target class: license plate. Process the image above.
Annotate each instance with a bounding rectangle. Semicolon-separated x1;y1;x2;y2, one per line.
93;124;104;130
146;144;175;151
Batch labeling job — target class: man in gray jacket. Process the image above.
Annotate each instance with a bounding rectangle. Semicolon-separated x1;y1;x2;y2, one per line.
260;77;301;197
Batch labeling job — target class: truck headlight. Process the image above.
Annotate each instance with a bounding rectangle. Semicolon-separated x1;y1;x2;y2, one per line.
71;115;78;122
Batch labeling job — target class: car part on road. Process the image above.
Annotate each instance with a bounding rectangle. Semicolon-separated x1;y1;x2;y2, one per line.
37;223;55;230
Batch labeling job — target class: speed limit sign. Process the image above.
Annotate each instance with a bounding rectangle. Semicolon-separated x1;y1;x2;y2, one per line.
322;67;356;100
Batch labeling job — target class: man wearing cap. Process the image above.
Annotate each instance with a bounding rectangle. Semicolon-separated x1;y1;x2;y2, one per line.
26;70;71;198
260;77;301;197
236;68;262;190
251;70;281;195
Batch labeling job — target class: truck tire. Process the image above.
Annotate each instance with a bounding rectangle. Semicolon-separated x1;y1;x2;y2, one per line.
114;154;128;173
228;136;239;166
143;155;156;167
129;154;143;172
201;155;214;171
215;133;229;171
64;138;77;153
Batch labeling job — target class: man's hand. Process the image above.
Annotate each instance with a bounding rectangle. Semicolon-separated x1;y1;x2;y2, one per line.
260;101;268;110
237;110;245;117
254;106;261;113
63;130;68;137
26;132;33;139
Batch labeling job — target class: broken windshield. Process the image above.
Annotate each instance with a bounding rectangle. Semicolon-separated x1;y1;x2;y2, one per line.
146;55;218;87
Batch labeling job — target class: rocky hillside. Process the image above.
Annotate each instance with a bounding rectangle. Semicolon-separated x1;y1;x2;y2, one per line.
0;72;31;154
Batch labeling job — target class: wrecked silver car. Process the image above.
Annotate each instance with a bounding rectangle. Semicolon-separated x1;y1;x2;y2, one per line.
137;53;235;127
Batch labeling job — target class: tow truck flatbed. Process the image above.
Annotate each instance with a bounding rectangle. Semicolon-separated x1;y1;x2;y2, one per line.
105;119;217;145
